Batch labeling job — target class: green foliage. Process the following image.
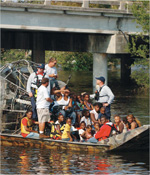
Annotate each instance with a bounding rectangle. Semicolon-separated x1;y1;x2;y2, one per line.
45;51;93;71
128;1;149;89
1;49;31;65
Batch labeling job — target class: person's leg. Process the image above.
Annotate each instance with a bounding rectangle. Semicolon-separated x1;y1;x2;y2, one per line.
31;90;38;120
26;132;39;138
70;112;76;125
105;105;111;120
87;137;98;143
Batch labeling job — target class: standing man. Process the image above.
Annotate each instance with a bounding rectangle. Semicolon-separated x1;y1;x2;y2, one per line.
26;64;49;120
45;57;58;89
95;76;114;120
36;78;53;137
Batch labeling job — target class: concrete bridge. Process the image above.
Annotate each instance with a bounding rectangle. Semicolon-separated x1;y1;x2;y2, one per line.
1;1;143;87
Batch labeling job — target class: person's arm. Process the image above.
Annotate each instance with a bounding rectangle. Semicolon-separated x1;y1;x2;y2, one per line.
46;97;53;103
84;101;92;110
118;123;124;133
24;126;38;133
26;73;34;97
103;86;114;107
80;131;86;139
64;98;72;110
131;122;136;130
56;125;62;135
54;89;69;95
90;113;98;123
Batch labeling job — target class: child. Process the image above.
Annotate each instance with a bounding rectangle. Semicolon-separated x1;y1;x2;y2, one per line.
50;113;65;139
80;109;92;126
83;93;93;111
80;125;93;142
93;122;101;136
90;103;100;126
61;118;73;141
78;121;86;142
98;107;107;122
114;115;127;133
21;110;39;138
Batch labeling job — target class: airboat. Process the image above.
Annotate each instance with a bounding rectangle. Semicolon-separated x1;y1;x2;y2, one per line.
0;60;149;152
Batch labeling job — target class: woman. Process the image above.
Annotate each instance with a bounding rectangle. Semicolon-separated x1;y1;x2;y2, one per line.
127;114;141;130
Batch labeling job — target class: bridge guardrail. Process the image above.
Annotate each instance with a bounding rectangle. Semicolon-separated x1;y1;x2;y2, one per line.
3;0;134;12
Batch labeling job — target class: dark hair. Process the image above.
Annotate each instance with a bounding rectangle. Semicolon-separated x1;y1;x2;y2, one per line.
80;121;86;126
86;125;92;129
58;113;64;118
94;122;100;127
100;115;107;120
93;103;100;107
83;93;89;98
25;110;33;116
66;117;72;122
82;109;89;116
41;78;49;84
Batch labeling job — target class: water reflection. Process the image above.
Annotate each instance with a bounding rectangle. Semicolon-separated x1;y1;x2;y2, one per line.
1;146;149;174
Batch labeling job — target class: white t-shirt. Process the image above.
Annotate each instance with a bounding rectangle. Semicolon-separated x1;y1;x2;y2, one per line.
80;116;92;126
45;64;57;80
36;85;50;109
90;109;99;125
79;129;85;141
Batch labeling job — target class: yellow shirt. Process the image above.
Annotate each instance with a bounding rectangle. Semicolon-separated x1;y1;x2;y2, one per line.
61;124;71;139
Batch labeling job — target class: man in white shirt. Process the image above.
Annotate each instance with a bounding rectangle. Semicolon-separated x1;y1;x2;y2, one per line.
95;76;114;120
36;78;53;137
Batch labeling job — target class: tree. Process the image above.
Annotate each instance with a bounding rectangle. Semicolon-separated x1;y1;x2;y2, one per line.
128;1;149;89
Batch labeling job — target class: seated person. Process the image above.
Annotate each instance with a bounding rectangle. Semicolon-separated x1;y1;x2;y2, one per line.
83;93;93;111
93;122;101;136
50;113;65;139
90;103;100;126
87;116;118;143
80;109;92;126
122;117;129;130
98;107;107;123
114;115;127;133
78;121;86;142
61;118;73;142
127;114;141;130
21;110;39;138
80;125;93;142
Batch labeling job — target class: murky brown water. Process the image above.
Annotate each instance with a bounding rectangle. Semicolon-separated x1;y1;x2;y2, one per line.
1;68;149;174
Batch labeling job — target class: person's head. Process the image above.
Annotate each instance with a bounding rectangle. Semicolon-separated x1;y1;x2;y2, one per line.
86;125;92;132
82;109;90;118
80;121;86;130
48;57;57;67
123;117;128;124
83;93;90;101
114;115;121;124
66;118;72;126
94;122;100;131
37;64;45;73
25;110;33;119
64;89;70;97
93;103;100;112
41;78;49;87
100;107;106;114
100;115;107;125
127;114;135;123
58;113;64;122
96;76;105;86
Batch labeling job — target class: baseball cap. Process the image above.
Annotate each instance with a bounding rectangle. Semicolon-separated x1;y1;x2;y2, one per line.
37;64;45;69
95;76;105;83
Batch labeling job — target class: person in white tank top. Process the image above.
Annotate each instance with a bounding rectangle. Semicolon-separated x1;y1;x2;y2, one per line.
114;115;127;133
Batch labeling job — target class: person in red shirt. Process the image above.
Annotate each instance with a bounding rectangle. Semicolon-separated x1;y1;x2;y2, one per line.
21;110;39;138
87;116;118;143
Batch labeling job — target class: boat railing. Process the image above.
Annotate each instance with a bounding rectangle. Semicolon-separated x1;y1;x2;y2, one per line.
2;0;135;13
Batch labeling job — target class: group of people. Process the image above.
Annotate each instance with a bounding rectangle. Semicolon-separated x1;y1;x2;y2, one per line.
21;57;141;143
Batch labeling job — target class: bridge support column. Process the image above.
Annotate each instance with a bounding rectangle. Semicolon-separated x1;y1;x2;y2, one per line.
121;56;133;84
32;33;45;63
93;53;107;90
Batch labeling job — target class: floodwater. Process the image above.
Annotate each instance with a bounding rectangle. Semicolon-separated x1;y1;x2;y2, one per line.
1;68;149;174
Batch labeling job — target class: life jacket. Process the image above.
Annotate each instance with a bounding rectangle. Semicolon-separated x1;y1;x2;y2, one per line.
106;122;119;137
21;117;33;135
31;72;46;97
50;123;66;139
